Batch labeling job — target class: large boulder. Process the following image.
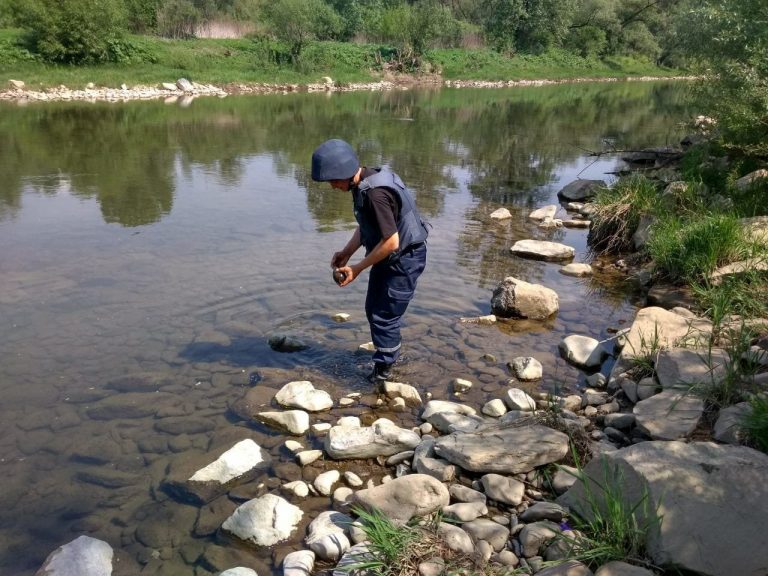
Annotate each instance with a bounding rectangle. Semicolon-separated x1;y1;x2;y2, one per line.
633;390;704;440
352;474;449;525
35;536;113;576
610;307;712;382
510;240;575;261
434;423;569;474
221;494;303;547
491;276;559;320
558;441;768;576
324;421;420;459
557;179;605;201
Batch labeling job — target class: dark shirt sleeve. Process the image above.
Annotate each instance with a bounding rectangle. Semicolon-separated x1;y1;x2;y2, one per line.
368;187;399;240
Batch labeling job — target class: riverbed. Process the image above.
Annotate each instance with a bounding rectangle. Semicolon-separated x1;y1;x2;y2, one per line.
0;81;692;575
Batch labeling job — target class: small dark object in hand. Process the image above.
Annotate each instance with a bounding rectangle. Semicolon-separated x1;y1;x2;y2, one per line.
333;268;347;285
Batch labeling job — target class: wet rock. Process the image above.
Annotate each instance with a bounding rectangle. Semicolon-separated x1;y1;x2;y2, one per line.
421;400;476;420
504;387;537;411
481;474;525;506
383;381;423;406
221;494;303;547
254;411;310;435
164;439;270;504
219;568;258;576
344;471;363;487
104;373;173;393
509;357;543;381
560;263;593;277
633;390;704;440
452;378;473;393
314;470;340;496
529;205;558;221
510;240;575;261
34;535;113;576
282;481;309;498
427;412;484;433
76;468;139;489
559;441;768;576
490;208;512;220
195;497;238;537
434;424;569;474
352;474;449;524
557;179;605;201
268;334;309;352
325;421;420;459
491;276;559;320
559;335;610;369
297;450;323;466
332;543;376;576
306;510;353;561
86;393;165;420
155;417;216;435
282;550;315;576
482;399;507;417
275;381;333;412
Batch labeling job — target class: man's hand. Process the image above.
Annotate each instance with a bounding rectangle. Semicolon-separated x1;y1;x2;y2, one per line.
336;265;358;287
331;250;350;268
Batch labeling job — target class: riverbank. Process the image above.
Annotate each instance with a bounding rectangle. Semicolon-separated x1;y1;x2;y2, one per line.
0;29;689;103
0;74;696;103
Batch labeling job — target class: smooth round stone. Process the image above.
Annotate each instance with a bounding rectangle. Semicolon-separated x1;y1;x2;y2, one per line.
338;398;356;407
344;471;363;487
296;450;323;466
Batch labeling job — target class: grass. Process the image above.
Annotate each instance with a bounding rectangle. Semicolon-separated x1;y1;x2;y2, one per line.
741;393;768;453
0;28;685;90
557;452;662;570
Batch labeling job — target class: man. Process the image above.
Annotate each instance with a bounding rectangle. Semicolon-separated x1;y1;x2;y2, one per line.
311;139;429;384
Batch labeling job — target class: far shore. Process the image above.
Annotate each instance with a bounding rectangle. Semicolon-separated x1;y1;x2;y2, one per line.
0;74;697;104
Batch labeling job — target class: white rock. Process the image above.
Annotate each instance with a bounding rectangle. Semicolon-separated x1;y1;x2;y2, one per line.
218;568;258;576
421;400;477;420
34;535;113;576
282;550;315;576
255;411;309;435
222;494;303;546
383;381;423;405
560;263;593;277
275;381;333;412
510;357;543;381
482;399;508;417
312;422;332;434
529;205;558;221
559;335;610;369
510;239;574;261
306;511;353;561
296;450;323;466
490;207;512;220
283;481;310;498
452;378;473;393
336;416;361;428
325;421;420;459
359;341;376;352
504;388;537;411
188;439;266;484
332;312;351;322
314;470;341;496
344;471;363;487
284;440;303;453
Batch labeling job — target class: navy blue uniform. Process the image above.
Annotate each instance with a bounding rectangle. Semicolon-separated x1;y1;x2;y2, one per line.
353;168;429;366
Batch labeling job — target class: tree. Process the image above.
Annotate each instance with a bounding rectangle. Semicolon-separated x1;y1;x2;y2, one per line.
684;0;768;155
15;0;128;64
261;0;342;60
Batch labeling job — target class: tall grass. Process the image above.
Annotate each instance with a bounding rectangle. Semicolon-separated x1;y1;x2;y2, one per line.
742;394;768;453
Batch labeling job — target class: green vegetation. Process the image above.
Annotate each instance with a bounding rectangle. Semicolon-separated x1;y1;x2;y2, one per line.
561;456;661;570
742;394;768;453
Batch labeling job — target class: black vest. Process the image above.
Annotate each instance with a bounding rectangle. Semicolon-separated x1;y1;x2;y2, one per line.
353;168;429;256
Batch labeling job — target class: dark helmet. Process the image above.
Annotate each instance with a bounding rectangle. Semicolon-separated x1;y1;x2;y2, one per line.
311;139;359;181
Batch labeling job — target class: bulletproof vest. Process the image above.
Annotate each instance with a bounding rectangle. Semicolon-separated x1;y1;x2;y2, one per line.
353;168;429;255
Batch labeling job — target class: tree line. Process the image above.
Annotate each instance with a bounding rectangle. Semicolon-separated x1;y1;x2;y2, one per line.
0;0;765;156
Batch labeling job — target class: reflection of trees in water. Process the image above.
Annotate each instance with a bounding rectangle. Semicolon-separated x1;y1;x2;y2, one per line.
0;82;689;229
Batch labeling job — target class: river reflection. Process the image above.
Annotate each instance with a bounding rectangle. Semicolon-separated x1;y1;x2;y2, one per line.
0;82;691;575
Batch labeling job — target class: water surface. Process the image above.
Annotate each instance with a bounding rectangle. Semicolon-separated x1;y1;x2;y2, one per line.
0;81;692;575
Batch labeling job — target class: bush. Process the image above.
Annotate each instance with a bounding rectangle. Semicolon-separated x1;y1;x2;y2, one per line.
16;0;129;64
742;394;768;453
157;0;201;39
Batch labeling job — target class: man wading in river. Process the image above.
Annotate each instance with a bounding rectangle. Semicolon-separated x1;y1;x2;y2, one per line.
311;139;429;385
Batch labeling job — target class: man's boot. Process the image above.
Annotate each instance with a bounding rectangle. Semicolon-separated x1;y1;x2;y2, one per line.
367;362;393;386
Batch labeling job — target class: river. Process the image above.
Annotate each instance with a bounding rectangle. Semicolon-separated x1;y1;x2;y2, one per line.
0;81;692;575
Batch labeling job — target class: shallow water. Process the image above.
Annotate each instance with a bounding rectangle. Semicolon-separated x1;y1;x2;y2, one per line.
0;81;692;575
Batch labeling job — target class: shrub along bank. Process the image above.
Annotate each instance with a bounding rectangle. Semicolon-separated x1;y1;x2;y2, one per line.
0;28;682;91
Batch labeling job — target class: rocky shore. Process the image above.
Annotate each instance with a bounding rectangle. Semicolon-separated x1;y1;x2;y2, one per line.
0;75;695;104
33;167;768;576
